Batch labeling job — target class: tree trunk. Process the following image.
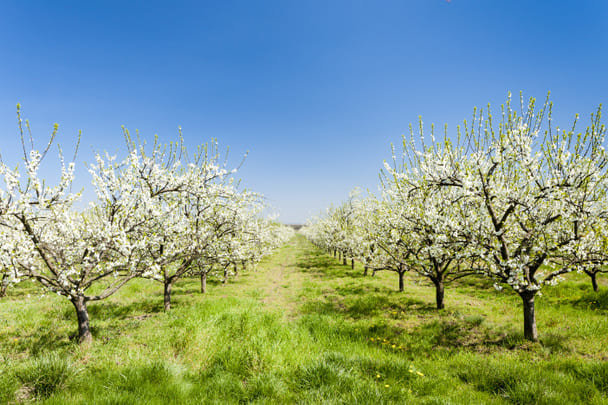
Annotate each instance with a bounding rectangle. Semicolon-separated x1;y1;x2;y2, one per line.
333;249;337;258
520;291;538;341
233;263;239;278
351;259;355;270
363;265;368;276
591;272;599;292
200;272;207;293
433;279;445;309
164;280;173;312
398;271;404;292
343;256;347;266
223;267;228;284
71;295;92;344
0;274;8;297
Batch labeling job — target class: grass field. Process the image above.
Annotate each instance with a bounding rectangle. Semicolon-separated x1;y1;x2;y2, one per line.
1;234;607;404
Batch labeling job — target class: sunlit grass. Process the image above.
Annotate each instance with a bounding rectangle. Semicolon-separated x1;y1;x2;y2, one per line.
0;235;607;403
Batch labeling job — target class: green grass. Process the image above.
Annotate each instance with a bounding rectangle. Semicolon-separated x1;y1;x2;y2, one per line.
1;235;607;404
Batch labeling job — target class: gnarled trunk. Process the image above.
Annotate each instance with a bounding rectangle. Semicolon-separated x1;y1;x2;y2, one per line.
397;264;406;292
200;272;207;293
589;271;599;292
71;295;92;344
363;265;368;276
591;272;599;292
164;280;173;311
520;291;538;341
432;278;445;309
0;276;8;298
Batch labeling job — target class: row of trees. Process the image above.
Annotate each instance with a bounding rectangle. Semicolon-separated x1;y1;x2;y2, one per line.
0;106;293;343
303;93;607;341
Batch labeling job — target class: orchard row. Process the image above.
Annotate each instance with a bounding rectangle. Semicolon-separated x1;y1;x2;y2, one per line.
303;93;607;341
0;106;294;344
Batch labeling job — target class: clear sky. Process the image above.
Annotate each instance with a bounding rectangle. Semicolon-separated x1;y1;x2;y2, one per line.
1;0;607;223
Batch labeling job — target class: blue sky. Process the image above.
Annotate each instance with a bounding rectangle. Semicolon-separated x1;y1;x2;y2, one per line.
1;0;607;223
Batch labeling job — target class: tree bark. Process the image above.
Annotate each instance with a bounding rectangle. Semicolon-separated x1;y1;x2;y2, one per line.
591;272;599;292
433;279;445;309
351;259;355;270
343;256;347;266
71;295;92;344
398;271;404;292
233;263;239;278
200;272;207;293
164;280;173;311
223;267;228;284
363;265;368;276
333;249;337;258
0;273;8;297
520;291;538;341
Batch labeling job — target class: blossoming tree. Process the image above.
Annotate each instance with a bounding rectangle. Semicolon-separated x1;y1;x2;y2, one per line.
378;170;476;308
406;94;607;340
1;108;155;343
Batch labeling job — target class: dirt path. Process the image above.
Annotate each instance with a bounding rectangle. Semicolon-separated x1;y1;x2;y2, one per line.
259;237;304;315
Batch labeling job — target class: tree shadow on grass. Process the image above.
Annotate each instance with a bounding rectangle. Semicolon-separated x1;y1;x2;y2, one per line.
296;256;345;273
17;327;75;355
299;283;569;355
300;308;569;359
572;289;608;311
412;317;574;354
296;261;372;283
299;282;435;320
414;318;494;351
86;298;164;321
538;332;572;353
46;299;164;344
